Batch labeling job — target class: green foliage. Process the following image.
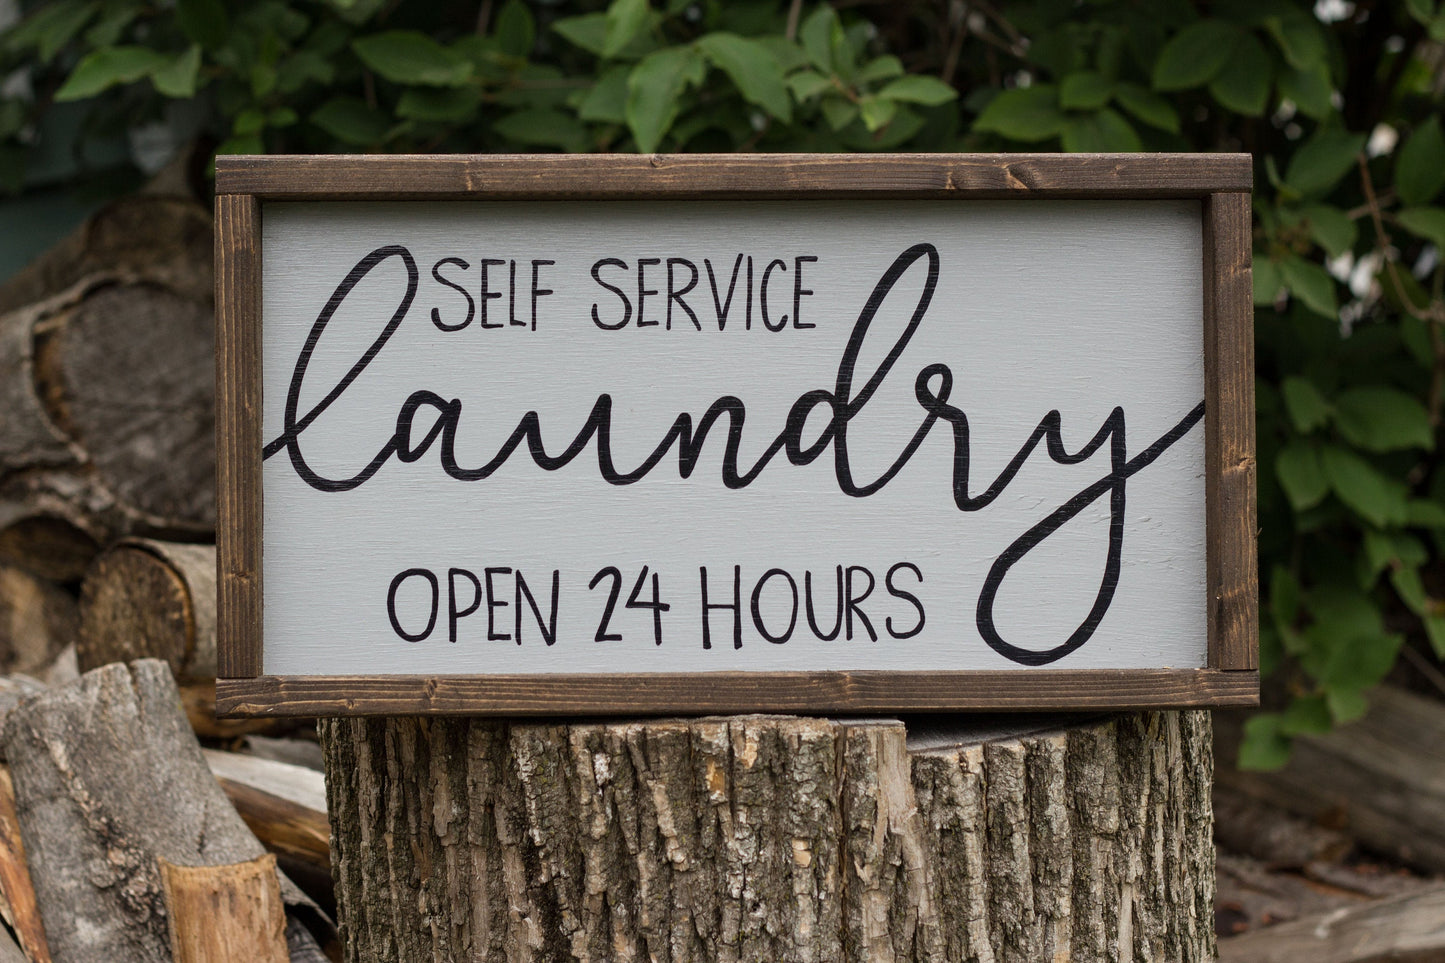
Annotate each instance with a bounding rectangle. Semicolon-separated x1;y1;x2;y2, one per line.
3;0;1445;767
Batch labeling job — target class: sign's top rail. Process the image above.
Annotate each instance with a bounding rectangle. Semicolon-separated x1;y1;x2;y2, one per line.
214;152;1253;201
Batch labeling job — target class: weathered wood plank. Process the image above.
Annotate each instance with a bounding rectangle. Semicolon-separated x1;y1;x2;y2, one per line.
1203;191;1258;670
1217;885;1445;963
215;194;261;679
215;153;1253;199
1216;685;1445;874
218;668;1258;716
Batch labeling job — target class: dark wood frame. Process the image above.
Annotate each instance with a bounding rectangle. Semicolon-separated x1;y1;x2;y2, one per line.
214;153;1257;717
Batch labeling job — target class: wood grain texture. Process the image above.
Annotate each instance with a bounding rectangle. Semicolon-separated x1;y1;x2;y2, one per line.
215;152;1252;199
215;194;261;678
0;768;51;963
159;854;289;963
217;669;1257;716
1203;192;1258;670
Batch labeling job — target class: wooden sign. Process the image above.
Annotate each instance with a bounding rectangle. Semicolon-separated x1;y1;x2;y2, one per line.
213;154;1257;716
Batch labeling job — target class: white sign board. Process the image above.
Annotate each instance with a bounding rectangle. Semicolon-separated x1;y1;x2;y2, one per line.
262;199;1204;673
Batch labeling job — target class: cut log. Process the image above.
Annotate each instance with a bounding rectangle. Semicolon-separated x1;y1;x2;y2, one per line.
1216;884;1445;963
79;539;215;679
159;854;289;963
181;680;302;739
1213;783;1352;868
0;767;50;963
241;735;325;773
1;660;335;962
0;566;76;677
204;749;330;878
1215;685;1445;874
0;504;99;583
0;274;215;543
320;710;1215;962
0;195;213;317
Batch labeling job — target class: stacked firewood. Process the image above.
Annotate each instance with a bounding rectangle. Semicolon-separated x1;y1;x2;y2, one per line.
0;195;334;962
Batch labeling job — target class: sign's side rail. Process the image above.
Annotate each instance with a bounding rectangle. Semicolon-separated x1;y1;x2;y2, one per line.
214;153;1252;200
1203;191;1259;671
215;193;263;679
215;669;1260;716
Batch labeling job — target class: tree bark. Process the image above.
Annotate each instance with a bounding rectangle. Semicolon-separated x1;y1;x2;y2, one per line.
1;660;334;962
320;710;1215;963
0;273;215;544
79;539;216;679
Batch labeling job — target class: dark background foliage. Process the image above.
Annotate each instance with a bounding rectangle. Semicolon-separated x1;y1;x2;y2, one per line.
3;0;1444;765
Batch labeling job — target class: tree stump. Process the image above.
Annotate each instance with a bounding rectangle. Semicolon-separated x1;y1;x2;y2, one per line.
319;711;1214;962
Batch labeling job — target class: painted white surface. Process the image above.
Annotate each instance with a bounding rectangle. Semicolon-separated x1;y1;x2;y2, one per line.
260;200;1206;674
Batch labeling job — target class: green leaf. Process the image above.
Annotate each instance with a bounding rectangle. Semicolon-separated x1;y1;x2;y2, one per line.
176;0;228;50
1396;116;1445;206
626;45;704;152
151;44;202;98
1264;12;1329;72
1151;19;1242;91
973;86;1065;143
1426;617;1445;659
1254;259;1282;305
352;31;472;86
1326;687;1369;724
1061;108;1141;152
1280;695;1333;735
55;46;171;101
1279;255;1338;319
1397;208;1445;249
1360;530;1428;582
396;87;482;122
1059;71;1113;110
494;108;589;150
603;0;651;59
1209;32;1273;117
857;55;904;84
820;95;857;131
697;33;792;121
1286;128;1366;198
1270;564;1302;628
858;95;897;132
1321;444;1409;526
1278;63;1334;120
1390;565;1431;615
310;97;390;145
1408;499;1445;527
1299;204;1357;258
878;75;958;107
215;133;264;155
578;65;630;123
799;5;842;73
788;70;833;101
1281;376;1332;432
6;0;98;62
1238;713;1292;770
553;13;608;56
1276;442;1329;510
1333;387;1434;452
1114;83;1180;133
494;0;535;58
1406;0;1436;21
